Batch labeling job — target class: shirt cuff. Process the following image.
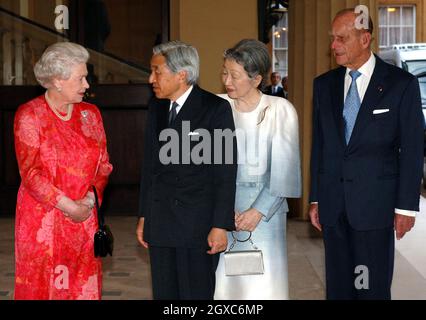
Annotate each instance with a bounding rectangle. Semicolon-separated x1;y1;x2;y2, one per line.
395;208;417;217
311;202;318;204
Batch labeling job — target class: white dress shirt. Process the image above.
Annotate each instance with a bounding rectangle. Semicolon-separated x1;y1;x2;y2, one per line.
344;52;376;103
314;52;416;217
169;85;193;114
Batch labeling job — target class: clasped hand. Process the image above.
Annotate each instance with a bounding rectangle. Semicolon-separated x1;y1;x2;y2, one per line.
235;208;263;232
67;194;95;223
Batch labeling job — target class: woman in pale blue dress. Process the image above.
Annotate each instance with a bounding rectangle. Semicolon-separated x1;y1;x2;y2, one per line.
214;39;301;300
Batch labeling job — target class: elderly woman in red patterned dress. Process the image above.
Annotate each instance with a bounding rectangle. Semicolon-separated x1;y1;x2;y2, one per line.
14;42;113;300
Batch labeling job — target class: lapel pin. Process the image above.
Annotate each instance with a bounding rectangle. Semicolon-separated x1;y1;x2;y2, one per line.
378;86;383;93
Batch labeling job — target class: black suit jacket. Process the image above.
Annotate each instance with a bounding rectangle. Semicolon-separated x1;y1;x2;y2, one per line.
264;85;286;98
138;85;237;248
310;56;424;230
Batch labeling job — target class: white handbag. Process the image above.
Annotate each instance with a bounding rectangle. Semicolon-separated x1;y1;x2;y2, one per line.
224;231;265;276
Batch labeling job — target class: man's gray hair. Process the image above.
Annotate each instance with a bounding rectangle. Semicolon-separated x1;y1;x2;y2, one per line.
224;39;271;89
153;41;199;85
34;42;89;89
334;8;374;35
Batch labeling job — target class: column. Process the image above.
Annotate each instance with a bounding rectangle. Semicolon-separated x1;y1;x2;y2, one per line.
2;32;12;85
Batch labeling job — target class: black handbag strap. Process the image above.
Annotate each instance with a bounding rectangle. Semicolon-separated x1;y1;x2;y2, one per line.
92;186;104;229
228;231;258;251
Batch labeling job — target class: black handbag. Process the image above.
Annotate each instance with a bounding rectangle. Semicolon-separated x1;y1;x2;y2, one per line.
93;186;114;257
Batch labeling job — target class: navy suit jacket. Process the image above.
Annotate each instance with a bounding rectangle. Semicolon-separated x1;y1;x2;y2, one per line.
138;85;237;248
264;85;286;98
310;56;424;231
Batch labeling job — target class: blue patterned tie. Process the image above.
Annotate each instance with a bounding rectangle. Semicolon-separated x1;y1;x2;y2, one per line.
343;70;362;144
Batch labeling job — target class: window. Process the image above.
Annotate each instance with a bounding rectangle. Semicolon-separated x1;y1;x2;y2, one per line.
272;11;288;77
379;5;416;49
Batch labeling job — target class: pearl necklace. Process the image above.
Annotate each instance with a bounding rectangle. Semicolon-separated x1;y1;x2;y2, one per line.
45;92;73;121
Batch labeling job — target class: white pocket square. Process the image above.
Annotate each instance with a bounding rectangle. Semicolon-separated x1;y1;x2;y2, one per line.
373;109;389;115
188;131;199;136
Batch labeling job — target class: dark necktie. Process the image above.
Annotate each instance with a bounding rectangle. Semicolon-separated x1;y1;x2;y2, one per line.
168;101;179;125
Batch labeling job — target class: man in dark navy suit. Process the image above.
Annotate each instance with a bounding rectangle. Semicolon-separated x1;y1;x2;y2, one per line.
309;8;423;299
264;72;286;98
136;41;237;300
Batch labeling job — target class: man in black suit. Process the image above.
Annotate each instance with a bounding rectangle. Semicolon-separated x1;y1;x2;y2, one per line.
309;8;423;299
264;72;286;98
136;41;237;300
281;76;289;99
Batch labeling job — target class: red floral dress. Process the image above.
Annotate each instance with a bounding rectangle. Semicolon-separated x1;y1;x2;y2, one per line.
14;95;113;300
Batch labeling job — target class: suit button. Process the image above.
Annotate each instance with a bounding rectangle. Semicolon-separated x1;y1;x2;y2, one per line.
340;178;344;183
174;199;179;206
175;177;180;182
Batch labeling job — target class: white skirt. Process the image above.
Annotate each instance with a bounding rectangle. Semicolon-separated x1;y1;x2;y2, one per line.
214;210;289;300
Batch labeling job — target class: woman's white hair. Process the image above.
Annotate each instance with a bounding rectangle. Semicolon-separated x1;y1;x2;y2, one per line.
34;42;89;88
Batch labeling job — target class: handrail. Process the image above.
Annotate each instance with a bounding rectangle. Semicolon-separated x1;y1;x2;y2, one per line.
0;5;150;74
0;6;67;37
